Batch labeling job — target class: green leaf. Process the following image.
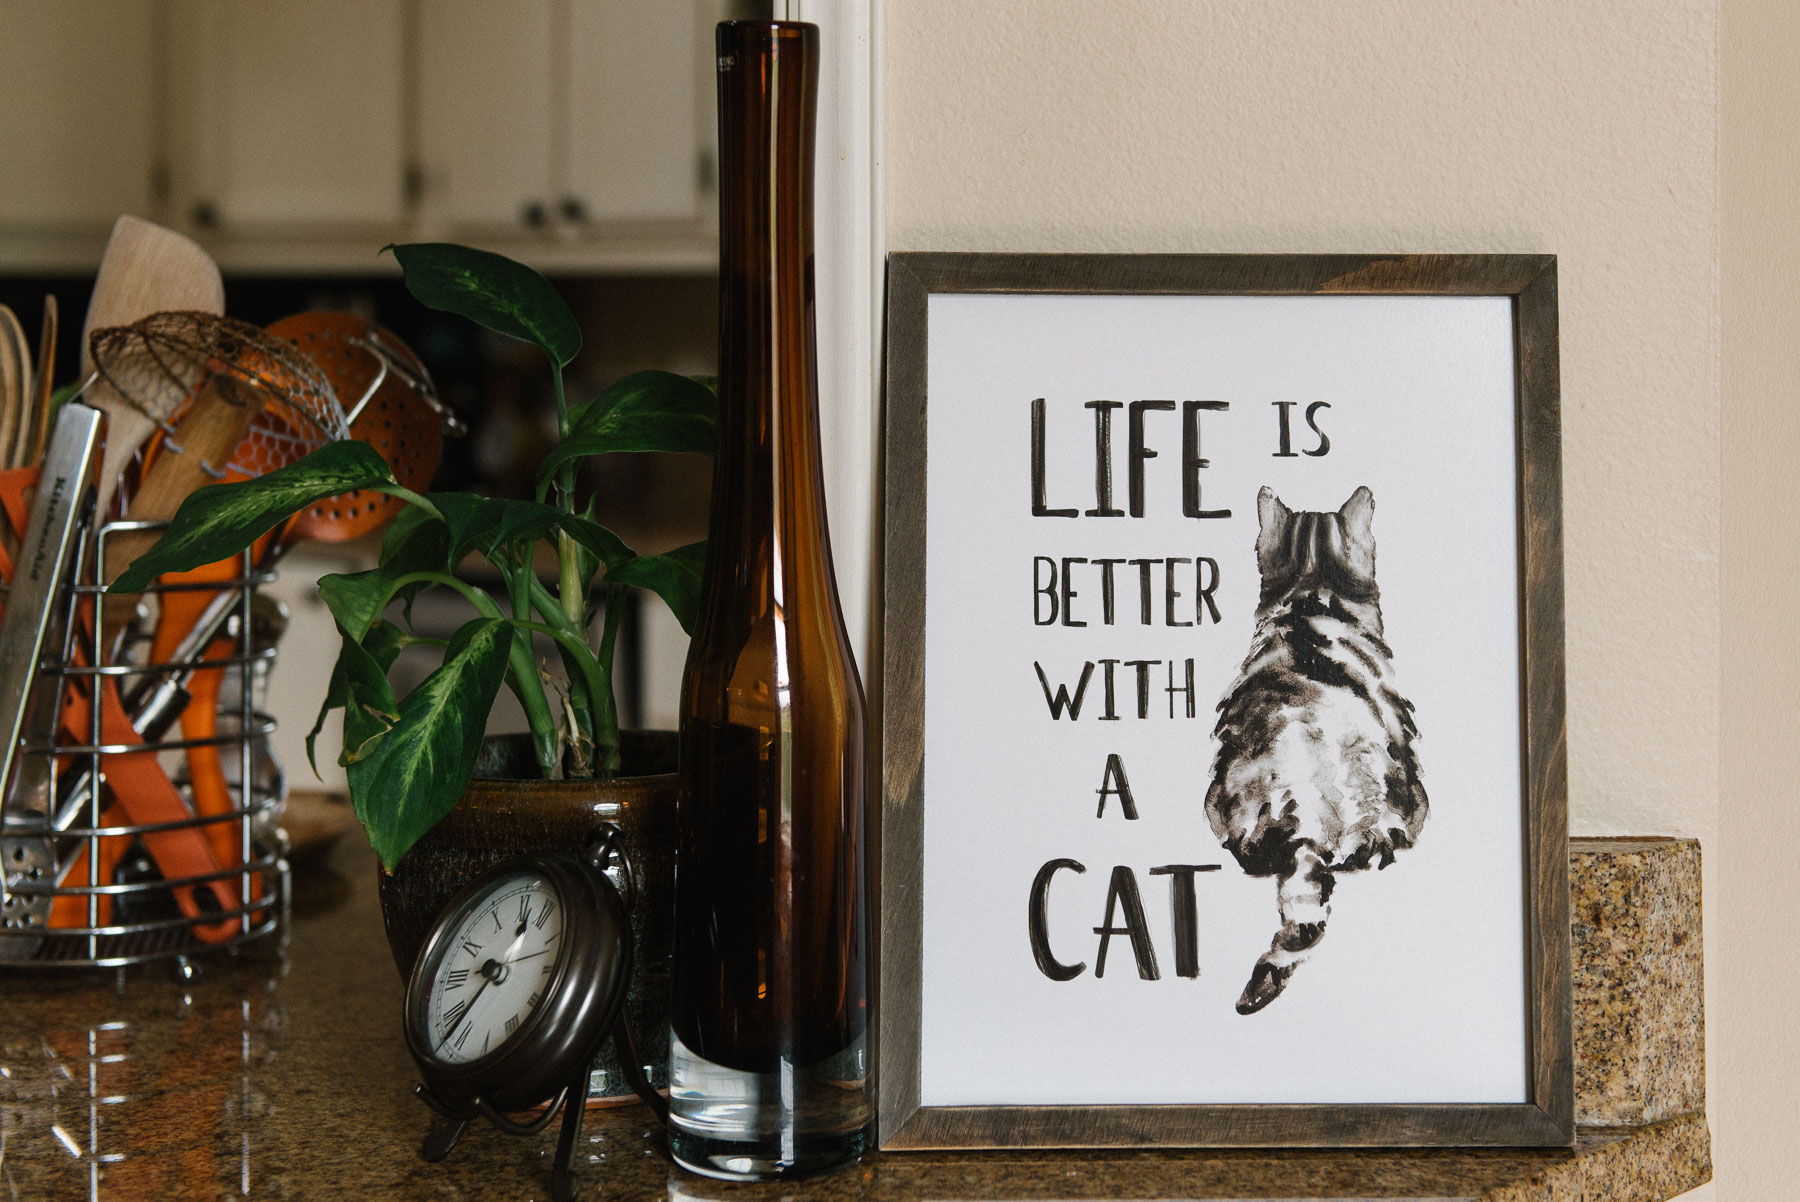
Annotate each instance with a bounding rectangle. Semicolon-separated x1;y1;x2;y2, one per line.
109;441;396;593
429;494;557;559
342;688;400;771
341;636;403;769
384;243;581;367
539;371;717;487
318;492;487;641
560;515;636;574
380;503;454;622
348;617;513;871
566;370;717;438
607;541;707;635
421;492;634;573
307;621;404;776
317;568;399;644
382;501;447;565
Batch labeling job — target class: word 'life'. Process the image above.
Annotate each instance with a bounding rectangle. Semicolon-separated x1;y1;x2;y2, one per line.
1029;398;1335;519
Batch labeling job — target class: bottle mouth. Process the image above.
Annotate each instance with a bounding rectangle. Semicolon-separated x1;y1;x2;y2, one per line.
717;19;819;56
718;20;814;37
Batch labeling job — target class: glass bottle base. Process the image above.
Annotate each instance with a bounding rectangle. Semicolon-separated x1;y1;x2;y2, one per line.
667;1032;872;1181
667;1125;871;1183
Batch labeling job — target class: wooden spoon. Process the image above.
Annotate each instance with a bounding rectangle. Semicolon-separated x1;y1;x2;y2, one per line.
0;306;26;473
24;294;58;468
82;216;225;521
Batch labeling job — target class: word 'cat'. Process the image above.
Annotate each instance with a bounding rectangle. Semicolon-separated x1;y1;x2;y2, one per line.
1205;486;1429;1014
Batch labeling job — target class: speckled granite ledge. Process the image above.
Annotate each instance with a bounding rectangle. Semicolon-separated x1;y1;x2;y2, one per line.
1570;837;1705;1127
0;837;1709;1200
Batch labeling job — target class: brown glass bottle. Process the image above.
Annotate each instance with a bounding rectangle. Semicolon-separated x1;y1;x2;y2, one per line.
667;21;871;1181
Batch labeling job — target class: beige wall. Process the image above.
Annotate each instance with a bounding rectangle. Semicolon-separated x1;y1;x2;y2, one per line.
1718;0;1800;1197
887;0;1719;840
884;0;1759;1194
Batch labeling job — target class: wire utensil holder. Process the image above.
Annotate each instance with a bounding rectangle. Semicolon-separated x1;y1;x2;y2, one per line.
0;511;288;968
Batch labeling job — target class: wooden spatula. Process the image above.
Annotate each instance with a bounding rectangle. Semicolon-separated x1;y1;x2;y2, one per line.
82;216;225;521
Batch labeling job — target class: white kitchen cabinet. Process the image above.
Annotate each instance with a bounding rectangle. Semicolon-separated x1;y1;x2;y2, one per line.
416;0;557;236
417;0;717;241
166;0;408;234
0;0;160;232
0;0;720;273
565;1;706;228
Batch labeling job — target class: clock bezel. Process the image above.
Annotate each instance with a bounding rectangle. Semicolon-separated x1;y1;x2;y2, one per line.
403;853;631;1114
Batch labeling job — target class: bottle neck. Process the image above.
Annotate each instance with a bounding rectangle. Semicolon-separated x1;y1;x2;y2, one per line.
712;22;832;595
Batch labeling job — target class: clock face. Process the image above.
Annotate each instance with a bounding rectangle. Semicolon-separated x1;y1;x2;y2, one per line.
418;871;566;1066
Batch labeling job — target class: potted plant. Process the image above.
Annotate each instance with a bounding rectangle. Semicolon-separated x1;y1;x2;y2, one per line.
112;242;714;1093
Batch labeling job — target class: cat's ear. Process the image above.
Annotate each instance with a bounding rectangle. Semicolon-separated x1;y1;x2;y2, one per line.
1257;487;1292;571
1339;486;1376;545
1258;486;1291;536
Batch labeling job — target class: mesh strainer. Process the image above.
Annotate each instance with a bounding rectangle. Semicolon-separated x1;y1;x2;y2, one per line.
88;311;349;485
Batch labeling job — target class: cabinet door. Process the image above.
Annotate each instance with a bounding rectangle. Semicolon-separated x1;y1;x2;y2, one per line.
417;0;555;235
0;0;158;231
564;0;705;226
169;0;405;231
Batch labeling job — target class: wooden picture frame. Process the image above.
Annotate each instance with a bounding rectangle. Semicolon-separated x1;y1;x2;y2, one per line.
877;253;1572;1149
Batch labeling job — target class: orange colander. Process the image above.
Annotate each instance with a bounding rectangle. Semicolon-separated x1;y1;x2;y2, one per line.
266;311;458;541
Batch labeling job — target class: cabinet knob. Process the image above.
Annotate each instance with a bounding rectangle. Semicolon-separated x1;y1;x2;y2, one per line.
190;200;220;231
559;196;589;224
521;201;548;230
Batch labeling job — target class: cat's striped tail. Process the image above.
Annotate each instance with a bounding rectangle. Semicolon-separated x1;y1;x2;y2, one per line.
1238;844;1335;1015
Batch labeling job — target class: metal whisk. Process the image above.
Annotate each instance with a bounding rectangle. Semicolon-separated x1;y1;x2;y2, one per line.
88;310;350;486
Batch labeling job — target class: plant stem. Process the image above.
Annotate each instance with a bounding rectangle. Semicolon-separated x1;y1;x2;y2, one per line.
528;573;596;749
549;363;587;629
592;584;627;776
550;350;570;434
512;618;611;761
389;571;502;618
504;553;565;774
374;484;442;521
557;534;583;625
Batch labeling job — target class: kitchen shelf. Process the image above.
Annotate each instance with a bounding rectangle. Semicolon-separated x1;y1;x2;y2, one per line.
0;227;719;279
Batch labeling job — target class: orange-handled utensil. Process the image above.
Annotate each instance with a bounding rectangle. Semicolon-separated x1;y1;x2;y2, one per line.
55;657;238;942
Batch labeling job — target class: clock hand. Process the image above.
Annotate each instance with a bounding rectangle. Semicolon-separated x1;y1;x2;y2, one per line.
435;908;540;1052
437;966;497;1052
436;951;519;1052
494;916;531;965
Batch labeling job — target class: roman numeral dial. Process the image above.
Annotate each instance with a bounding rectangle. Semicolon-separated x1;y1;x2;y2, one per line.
421;871;566;1066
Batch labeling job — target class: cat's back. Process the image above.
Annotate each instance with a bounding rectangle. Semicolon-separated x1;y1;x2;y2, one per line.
1207;586;1427;868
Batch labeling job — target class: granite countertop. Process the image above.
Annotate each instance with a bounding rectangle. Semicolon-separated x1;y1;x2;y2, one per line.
0;836;1711;1201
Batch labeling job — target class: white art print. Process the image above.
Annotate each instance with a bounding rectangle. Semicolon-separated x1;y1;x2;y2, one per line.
916;292;1530;1108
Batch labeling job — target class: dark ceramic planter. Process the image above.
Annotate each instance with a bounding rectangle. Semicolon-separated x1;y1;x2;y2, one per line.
377;730;678;1101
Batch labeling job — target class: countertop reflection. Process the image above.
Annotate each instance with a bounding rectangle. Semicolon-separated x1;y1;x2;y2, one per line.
0;836;1708;1202
0;831;701;1202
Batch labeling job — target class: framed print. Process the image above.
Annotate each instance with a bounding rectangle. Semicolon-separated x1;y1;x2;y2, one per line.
878;254;1572;1149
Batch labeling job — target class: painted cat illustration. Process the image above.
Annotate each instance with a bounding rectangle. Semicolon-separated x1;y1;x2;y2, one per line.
1205;486;1428;1015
